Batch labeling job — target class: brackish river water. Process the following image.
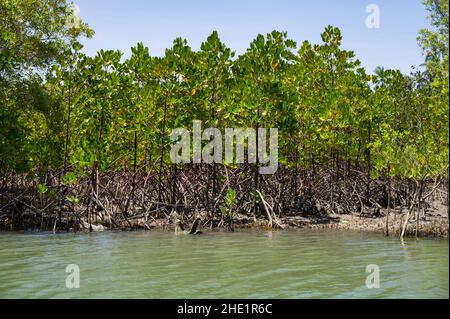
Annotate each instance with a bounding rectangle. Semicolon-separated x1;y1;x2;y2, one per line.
0;230;448;298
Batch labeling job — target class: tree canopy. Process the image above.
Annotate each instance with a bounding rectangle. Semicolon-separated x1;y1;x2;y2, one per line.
0;0;448;232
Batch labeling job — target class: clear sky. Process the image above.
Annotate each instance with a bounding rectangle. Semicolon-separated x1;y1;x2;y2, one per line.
74;0;429;74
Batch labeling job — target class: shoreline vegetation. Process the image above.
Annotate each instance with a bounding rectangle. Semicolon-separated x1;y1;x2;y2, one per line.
1;0;448;239
0;169;449;238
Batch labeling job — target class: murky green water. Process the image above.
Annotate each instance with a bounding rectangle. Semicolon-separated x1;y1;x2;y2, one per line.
0;230;448;298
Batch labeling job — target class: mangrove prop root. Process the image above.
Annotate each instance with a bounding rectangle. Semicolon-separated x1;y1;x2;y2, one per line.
0;164;447;235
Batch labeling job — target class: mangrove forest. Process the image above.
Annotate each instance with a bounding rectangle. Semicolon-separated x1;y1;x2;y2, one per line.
0;0;448;238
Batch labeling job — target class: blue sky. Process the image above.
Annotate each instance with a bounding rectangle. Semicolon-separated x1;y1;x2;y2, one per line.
74;0;429;74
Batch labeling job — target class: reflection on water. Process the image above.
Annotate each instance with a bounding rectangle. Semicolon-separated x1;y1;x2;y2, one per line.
0;230;448;298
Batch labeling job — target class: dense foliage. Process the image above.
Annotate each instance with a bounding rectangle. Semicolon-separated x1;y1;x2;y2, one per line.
0;0;448;233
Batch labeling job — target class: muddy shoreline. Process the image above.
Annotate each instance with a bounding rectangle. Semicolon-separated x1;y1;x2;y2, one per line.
2;209;447;238
154;211;449;238
279;212;448;238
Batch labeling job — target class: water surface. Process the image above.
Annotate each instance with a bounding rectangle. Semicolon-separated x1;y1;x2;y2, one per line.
0;230;448;298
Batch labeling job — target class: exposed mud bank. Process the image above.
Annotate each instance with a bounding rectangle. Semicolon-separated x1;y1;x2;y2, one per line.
2;207;447;238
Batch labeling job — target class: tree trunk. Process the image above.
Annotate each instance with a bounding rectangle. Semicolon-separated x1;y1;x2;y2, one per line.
157;98;167;213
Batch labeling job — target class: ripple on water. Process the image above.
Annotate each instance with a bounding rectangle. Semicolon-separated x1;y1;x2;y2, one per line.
0;230;448;298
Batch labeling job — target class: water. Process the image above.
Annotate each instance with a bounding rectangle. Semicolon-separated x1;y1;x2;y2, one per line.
0;230;448;298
